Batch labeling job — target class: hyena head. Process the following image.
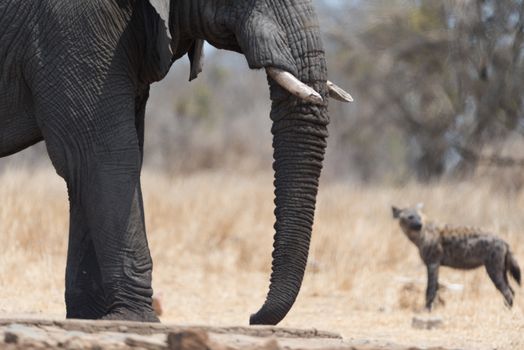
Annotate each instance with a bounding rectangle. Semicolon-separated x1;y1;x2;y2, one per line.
392;204;425;238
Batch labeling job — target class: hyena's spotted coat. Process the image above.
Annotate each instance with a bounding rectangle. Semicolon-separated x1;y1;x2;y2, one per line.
392;204;521;310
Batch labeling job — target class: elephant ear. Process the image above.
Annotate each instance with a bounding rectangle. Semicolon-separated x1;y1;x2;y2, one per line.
147;0;204;82
149;0;171;40
143;0;173;81
188;39;205;81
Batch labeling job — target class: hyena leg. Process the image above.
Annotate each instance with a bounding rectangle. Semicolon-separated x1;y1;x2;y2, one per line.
503;270;515;296
485;262;513;307
425;263;440;311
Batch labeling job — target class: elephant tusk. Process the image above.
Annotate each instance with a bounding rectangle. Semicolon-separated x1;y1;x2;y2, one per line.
327;81;353;102
265;67;324;105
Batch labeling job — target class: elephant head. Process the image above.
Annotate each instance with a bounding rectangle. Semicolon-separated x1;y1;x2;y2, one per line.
147;0;351;325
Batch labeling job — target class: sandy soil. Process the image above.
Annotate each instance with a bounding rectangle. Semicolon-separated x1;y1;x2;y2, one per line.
0;168;523;349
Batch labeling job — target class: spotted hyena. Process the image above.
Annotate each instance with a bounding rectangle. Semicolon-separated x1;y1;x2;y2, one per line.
392;204;521;310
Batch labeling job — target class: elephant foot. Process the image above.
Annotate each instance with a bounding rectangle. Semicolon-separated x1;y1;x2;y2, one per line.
101;308;160;323
65;289;107;320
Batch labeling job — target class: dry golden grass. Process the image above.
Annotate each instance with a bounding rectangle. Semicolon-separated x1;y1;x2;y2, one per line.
0;167;523;349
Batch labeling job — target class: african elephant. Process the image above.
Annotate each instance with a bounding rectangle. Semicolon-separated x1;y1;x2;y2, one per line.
0;0;351;325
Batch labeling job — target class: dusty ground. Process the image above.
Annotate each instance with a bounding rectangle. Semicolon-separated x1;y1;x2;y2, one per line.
0;168;523;349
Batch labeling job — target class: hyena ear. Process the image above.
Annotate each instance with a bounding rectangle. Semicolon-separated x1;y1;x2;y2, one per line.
392;206;401;219
416;203;425;212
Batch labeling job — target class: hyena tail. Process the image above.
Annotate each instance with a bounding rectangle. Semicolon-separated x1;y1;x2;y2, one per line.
506;251;521;286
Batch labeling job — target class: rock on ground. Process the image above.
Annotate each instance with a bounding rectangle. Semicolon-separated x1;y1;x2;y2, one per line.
0;318;457;350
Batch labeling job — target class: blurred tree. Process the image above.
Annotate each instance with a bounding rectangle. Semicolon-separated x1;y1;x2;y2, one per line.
2;0;523;183
448;0;524;175
321;0;524;182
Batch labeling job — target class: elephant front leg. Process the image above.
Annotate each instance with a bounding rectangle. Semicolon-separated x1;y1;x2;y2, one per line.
65;205;107;319
43;120;158;322
86;161;158;322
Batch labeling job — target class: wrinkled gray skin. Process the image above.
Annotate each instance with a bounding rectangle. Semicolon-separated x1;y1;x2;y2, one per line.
392;206;521;310
0;0;331;325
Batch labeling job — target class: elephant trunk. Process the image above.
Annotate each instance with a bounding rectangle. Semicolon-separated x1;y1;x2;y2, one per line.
249;0;329;326
249;100;328;326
